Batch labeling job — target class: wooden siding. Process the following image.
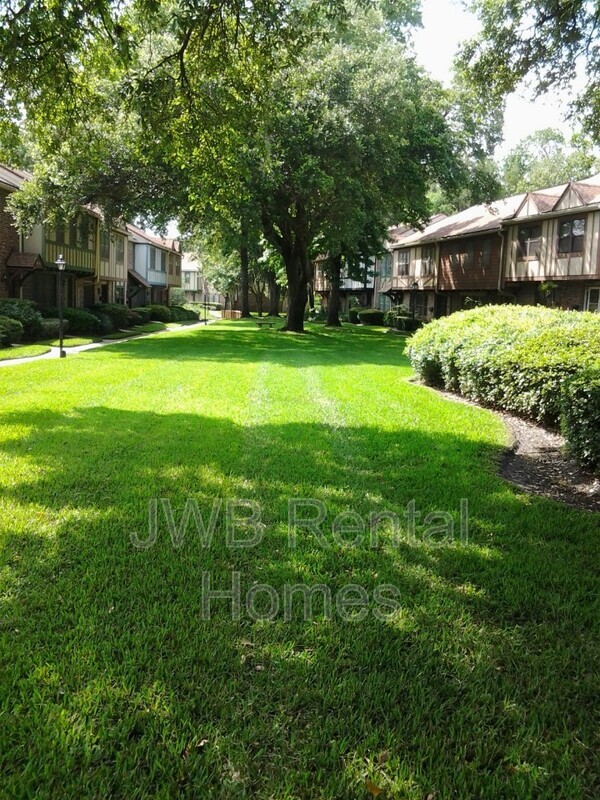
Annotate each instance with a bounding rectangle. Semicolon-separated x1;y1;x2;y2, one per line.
505;211;600;282
438;234;501;291
99;230;128;281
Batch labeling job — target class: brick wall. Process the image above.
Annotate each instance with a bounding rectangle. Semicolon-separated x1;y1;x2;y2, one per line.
555;283;586;311
0;189;19;299
439;234;501;291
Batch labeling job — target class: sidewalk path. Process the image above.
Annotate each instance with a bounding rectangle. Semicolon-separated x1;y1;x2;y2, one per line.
0;320;215;368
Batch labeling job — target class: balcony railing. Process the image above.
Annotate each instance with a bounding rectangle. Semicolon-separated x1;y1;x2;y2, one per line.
378;274;436;291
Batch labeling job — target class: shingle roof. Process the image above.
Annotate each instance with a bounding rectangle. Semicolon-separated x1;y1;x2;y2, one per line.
127;222;180;252
0;164;30;192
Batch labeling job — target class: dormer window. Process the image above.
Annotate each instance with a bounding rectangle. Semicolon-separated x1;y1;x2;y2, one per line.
558;217;585;255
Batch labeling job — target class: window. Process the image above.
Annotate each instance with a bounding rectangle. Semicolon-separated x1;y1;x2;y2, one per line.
379;253;392;278
421;246;435;275
149;248;156;271
480;239;491;268
184;272;191;287
558;217;586;255
414;294;428;318
115;282;125;304
585;287;600;313
55;224;65;245
397;251;409;276
115;235;125;267
100;229;110;260
518;224;541;259
160;251;167;272
378;294;391;311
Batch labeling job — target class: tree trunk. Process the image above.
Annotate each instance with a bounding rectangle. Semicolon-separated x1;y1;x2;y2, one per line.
326;255;343;327
267;270;280;316
283;251;308;332
239;224;251;318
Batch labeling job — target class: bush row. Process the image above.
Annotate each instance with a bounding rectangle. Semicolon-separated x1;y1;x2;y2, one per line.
407;305;600;470
0;299;199;348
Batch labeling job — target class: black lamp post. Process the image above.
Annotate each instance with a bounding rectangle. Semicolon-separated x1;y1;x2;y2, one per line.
203;291;208;324
56;254;67;358
411;280;419;320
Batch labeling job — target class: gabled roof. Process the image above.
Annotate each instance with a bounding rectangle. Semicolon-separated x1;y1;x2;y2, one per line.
6;250;44;269
128;268;151;288
127;222;180;252
390;196;525;248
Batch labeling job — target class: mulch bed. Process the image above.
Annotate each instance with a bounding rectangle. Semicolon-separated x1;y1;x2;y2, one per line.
434;387;600;513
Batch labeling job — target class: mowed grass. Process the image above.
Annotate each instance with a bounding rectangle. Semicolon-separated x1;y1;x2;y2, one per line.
0;321;597;799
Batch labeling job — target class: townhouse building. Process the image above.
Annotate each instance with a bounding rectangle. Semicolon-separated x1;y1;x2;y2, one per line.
313;257;375;312
181;253;225;305
1;165;130;309
371;174;600;319
127;223;182;307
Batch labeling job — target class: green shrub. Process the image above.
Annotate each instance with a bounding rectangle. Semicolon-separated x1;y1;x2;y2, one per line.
126;310;143;327
132;307;153;323
90;303;130;330
170;305;198;322
348;307;361;324
385;304;411;328
408;305;600;471
145;304;172;322
45;307;104;335
0;299;43;341
562;368;600;470
39;318;67;339
357;308;386;325
0;329;11;348
0;315;24;344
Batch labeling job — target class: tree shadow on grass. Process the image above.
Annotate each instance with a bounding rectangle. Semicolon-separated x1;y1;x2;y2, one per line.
0;406;598;798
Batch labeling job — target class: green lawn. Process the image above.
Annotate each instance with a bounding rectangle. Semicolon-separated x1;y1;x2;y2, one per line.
0;321;597;799
0;344;51;361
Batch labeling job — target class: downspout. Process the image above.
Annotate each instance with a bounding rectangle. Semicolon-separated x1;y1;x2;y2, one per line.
497;228;505;294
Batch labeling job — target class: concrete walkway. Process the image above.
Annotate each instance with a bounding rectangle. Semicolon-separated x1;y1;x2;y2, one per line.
0;320;214;368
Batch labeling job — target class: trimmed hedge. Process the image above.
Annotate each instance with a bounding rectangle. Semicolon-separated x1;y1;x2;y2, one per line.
144;304;172;323
170;305;198;322
357;308;386;325
40;318;67;339
0;299;43;341
407;305;600;471
89;303;130;330
0;315;24;344
562;368;600;470
348;307;361;324
132;307;153;323
45;307;103;336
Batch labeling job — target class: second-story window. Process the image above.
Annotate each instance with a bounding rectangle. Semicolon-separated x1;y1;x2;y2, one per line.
380;253;392;278
160;251;167;272
100;229;110;260
518;224;541;259
397;251;409;276
55;223;65;245
421;246;435;275
558;217;586;255
115;236;125;267
149;248;156;271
